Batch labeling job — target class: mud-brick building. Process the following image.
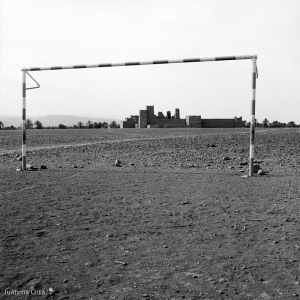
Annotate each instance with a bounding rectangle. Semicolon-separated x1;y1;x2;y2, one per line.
139;105;189;128
120;105;243;128
120;115;139;128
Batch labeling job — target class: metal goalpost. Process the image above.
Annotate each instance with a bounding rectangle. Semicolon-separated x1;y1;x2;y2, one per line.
21;54;258;175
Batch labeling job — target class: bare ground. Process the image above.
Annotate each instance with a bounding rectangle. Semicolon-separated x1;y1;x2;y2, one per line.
1;128;300;300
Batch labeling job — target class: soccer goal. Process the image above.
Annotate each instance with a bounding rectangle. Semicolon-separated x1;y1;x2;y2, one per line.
21;54;258;175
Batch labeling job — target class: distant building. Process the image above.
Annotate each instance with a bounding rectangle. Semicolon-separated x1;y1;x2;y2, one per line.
120;115;139;128
108;124;120;129
121;105;243;128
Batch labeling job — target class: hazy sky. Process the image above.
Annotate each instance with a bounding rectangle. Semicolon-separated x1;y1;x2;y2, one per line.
1;0;299;123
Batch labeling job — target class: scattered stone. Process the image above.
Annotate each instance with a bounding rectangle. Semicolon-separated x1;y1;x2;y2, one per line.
17;156;22;161
26;164;36;171
240;161;248;166
40;165;47;169
206;143;216;148
115;159;121;167
115;260;127;266
16;168;22;171
241;175;248;178
258;169;266;175
181;201;191;205
223;156;230;161
73;165;78;168
253;164;261;173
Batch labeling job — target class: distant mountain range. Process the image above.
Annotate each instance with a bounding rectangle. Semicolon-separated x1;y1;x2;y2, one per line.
0;115;123;127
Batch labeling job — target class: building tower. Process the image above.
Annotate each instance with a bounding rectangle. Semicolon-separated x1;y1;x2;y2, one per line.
139;110;148;128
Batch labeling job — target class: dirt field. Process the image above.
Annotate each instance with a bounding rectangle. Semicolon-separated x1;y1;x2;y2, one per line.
1;128;300;300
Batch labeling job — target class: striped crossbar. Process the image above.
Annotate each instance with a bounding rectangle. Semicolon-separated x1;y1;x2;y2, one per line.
22;55;255;71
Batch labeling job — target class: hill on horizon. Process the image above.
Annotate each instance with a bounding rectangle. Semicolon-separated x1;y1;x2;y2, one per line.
0;114;123;128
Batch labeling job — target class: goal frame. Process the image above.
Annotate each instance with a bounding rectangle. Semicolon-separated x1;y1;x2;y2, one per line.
21;54;258;175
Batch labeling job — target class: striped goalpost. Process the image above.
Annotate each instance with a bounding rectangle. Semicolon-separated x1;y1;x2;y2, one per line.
21;54;258;175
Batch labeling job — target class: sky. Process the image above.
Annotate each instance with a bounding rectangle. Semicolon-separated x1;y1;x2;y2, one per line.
0;0;299;124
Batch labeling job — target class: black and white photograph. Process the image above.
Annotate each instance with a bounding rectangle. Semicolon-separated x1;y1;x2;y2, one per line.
0;0;300;299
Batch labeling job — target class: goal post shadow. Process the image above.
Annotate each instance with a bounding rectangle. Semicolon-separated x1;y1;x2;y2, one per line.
21;54;258;176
